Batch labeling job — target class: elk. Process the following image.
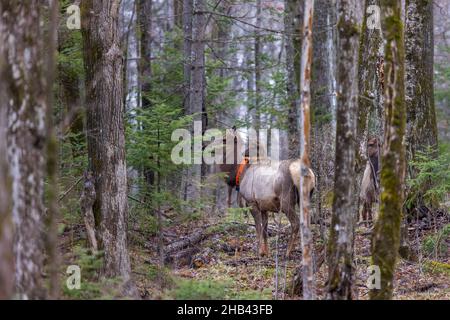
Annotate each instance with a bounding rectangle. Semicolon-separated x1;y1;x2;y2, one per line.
360;137;381;225
218;132;316;257
216;128;244;208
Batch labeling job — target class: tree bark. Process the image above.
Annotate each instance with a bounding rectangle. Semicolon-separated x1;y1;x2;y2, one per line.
138;0;155;188
285;0;303;158
186;0;207;200
183;0;193;115
0;66;13;300
0;0;47;299
327;0;360;300
81;0;135;295
370;0;406;300
44;0;60;299
405;0;438;158
254;0;262;131
404;0;438;213
174;0;183;29
356;0;383;176
298;0;315;300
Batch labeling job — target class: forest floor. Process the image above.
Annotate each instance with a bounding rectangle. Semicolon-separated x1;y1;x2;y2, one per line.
131;207;450;300
59;205;450;300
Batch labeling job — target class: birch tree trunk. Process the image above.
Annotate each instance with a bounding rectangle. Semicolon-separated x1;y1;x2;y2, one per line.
298;0;315;300
81;0;135;295
0;0;47;299
285;0;303;158
370;0;406;300
327;0;360;300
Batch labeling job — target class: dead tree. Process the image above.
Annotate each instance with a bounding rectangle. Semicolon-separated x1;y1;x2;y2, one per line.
298;0;316;300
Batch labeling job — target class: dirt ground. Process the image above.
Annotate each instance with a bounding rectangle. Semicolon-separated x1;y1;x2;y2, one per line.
132;208;450;300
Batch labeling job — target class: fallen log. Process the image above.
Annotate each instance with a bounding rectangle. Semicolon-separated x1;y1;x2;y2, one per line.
165;229;207;254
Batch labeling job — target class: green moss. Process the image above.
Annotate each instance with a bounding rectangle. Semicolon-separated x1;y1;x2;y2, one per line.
370;1;406;301
424;260;450;275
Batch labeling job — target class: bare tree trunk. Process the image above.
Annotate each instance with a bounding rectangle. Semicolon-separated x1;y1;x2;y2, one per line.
298;0;315;300
405;0;438;210
405;0;437;157
285;0;303;158
0;69;13;300
356;0;383;179
138;0;155;188
44;0;60;299
186;0;207;200
254;0;262;132
174;0;183;29
181;0;193;201
0;0;48;299
81;0;136;296
183;0;193;115
370;0;406;300
327;0;360;300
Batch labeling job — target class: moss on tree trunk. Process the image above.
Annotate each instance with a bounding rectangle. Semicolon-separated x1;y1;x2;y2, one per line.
370;0;406;300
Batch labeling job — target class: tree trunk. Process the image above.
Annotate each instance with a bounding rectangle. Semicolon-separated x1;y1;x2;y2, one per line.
405;0;438;209
0;0;48;299
327;0;360;300
285;0;303;158
181;0;193;201
356;0;383;176
138;0;155;188
405;0;437;157
254;0;262;132
186;0;207;200
182;0;193;115
44;0;60;299
370;0;406;300
174;0;183;29
0;74;13;300
81;0;135;295
298;0;315;300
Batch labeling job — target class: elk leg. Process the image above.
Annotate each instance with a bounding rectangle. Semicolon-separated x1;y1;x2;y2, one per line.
261;211;269;257
286;207;299;257
250;207;263;256
227;185;233;208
